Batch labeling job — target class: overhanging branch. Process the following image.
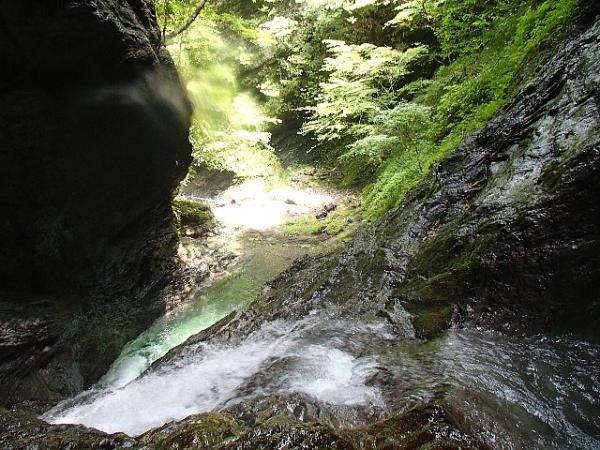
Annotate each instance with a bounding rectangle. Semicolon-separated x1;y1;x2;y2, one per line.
165;0;209;40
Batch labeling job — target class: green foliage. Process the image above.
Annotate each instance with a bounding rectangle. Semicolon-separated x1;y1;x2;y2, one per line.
256;0;577;213
155;0;200;33
361;0;578;219
433;0;507;58
256;4;353;117
302;41;429;142
301;41;430;184
156;0;579;219
162;4;282;180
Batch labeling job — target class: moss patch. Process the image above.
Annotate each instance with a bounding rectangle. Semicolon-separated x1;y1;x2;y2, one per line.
344;403;483;450
141;413;244;449
398;218;500;338
173;197;216;236
283;207;361;237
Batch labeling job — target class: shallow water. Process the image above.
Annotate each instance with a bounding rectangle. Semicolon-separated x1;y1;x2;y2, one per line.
96;237;313;389
44;301;600;449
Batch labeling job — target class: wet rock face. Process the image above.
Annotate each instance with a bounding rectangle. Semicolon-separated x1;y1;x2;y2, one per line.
390;11;600;336
0;0;192;293
210;10;600;341
0;0;192;403
0;402;484;450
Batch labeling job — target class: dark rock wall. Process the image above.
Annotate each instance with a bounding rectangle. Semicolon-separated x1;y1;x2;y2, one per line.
331;8;600;338
383;8;600;337
0;0;192;404
164;7;600;354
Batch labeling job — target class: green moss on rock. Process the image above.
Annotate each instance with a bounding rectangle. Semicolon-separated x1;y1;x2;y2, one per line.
397;218;500;338
141;413;244;449
173;198;216;237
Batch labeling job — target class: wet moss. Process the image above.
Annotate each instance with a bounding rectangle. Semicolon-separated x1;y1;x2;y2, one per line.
173;198;213;223
173;198;215;236
343;403;484;450
283;207;362;237
141;413;244;449
410;303;456;339
229;415;356;450
538;159;565;192
287;255;339;304
398;218;500;338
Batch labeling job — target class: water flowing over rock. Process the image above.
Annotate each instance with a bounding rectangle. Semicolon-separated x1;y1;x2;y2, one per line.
0;0;192;404
1;3;599;450
130;7;600;448
187;5;600;343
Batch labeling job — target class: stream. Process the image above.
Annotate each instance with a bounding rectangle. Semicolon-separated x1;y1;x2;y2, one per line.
42;181;600;449
43;314;600;448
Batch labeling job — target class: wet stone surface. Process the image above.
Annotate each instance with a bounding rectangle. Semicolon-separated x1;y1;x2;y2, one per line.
2;6;600;450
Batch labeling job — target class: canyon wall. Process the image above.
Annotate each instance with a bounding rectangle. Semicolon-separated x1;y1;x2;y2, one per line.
0;0;193;404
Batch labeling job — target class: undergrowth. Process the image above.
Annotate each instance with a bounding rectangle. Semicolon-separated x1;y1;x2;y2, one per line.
158;0;579;221
361;0;578;219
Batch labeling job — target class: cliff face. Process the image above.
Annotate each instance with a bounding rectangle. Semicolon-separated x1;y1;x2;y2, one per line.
0;0;192;404
192;7;600;343
141;7;600;387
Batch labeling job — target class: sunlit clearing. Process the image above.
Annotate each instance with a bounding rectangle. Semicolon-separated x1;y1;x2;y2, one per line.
211;179;334;233
231;93;279;129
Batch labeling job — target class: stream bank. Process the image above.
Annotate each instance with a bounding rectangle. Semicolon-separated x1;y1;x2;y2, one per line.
1;2;599;449
14;9;599;450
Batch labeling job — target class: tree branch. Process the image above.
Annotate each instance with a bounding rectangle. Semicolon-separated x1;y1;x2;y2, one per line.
165;0;209;40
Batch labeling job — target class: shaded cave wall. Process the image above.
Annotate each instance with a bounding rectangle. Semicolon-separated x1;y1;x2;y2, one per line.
0;0;193;403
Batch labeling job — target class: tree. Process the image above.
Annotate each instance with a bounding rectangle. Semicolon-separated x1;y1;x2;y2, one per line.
165;0;210;40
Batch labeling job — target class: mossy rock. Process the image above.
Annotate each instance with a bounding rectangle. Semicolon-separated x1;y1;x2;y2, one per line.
141;413;244;449
396;218;500;338
0;398;487;450
345;403;483;450
140;406;482;450
173;198;216;237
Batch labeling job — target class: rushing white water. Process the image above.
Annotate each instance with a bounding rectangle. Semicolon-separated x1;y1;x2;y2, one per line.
96;234;315;389
97;298;236;389
43;310;600;450
39;180;600;447
44;177;358;436
44;318;384;436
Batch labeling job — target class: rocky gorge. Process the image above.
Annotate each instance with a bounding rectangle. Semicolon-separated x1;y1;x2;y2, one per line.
1;1;600;449
0;0;192;404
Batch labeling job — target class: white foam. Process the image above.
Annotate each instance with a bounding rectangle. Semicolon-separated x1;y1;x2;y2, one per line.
44;319;383;436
